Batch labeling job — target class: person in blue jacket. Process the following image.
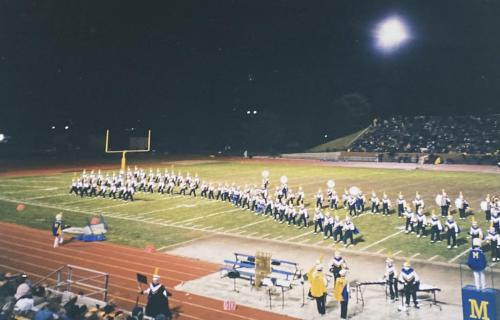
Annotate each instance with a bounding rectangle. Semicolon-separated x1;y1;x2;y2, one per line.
467;238;487;291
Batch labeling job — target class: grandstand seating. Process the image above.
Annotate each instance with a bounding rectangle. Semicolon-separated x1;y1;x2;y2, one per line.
350;115;500;155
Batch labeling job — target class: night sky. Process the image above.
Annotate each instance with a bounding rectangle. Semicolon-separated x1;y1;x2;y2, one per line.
1;0;499;152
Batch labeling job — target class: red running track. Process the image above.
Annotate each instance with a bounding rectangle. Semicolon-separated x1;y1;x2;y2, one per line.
0;222;297;320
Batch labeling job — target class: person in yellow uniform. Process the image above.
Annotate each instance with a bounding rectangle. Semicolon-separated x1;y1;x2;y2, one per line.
334;269;349;320
307;261;327;316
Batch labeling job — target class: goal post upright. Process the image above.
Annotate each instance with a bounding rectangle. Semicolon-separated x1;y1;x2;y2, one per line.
104;129;152;171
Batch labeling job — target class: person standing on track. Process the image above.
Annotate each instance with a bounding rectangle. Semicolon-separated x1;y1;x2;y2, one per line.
140;273;172;319
52;212;66;248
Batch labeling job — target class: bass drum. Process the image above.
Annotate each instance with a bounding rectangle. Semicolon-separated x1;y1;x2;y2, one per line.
480;201;489;211
435;194;443;206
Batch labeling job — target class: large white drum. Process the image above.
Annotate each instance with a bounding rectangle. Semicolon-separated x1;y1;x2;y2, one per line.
480;201;489;211
349;186;361;197
327;180;335;188
280;175;288;184
435;194;443;206
261;170;270;178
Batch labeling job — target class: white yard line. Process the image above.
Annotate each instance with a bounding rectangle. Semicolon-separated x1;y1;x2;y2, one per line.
272;235;283;241
448;247;470;263
24;193;69;201
360;230;405;252
285;231;313;241
410;253;421;259
173;208;240;225
260;234;271;239
225;219;268;232
428;255;440;261
393;250;403;256
314;240;325;246
374;248;387;254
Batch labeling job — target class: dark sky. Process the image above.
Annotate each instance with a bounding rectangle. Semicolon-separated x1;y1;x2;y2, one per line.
1;0;500;149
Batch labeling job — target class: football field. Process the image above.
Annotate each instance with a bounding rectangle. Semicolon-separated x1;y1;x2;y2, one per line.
0;159;498;266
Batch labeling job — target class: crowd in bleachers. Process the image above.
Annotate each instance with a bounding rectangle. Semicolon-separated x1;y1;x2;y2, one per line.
0;272;144;320
350;115;500;154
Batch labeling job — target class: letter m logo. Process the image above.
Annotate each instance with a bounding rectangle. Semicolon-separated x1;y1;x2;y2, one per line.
469;299;490;320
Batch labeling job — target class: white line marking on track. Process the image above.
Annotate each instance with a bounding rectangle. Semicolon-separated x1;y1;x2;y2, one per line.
428;255;440;261
410;253;421;259
374;248;386;254
393;250;403;256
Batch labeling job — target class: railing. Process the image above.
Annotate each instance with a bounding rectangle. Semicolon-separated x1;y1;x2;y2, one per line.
34;264;109;302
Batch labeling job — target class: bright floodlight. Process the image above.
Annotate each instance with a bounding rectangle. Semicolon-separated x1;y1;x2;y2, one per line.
0;134;4;142
375;17;409;51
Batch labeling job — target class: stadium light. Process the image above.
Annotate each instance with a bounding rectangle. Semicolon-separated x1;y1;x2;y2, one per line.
253;110;257;114
64;125;69;130
375;16;410;52
51;125;56;130
0;134;4;142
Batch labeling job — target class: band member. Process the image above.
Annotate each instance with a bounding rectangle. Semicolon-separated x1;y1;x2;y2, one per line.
486;224;499;262
52;212;67;248
415;208;426;238
307;262;327;316
404;206;415;234
445;215;459;249
329;251;347;283
467;238;487;291
342;216;357;247
456;192;469;220
334;269;349;320
140;273;172;318
333;215;343;243
397;192;406;217
296;186;305;205
483;194;492;221
398;260;419;310
382;192;391;216
329;189;338;209
384;257;398;301
439;190;451;217
469;218;483;246
69;179;78;195
315;189;324;208
342;189;349;208
188;182;197;197
370;191;380;214
413;192;424;213
323;212;334;239
429;212;443;243
356;192;365;213
297;204;309;228
314;208;324;234
347;195;357;216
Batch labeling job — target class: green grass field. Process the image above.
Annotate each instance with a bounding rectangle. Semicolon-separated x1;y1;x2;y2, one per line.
0;159;498;266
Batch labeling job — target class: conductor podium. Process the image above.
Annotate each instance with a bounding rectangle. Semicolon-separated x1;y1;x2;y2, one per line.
462;285;500;320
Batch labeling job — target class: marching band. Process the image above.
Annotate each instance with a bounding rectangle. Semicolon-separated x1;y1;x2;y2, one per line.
68;167;499;256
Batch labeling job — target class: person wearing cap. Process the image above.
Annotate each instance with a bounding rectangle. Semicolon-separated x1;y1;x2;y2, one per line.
439;190;451;217
486;224;499;262
429;212;443;243
329;251;347;283
140;274;172;319
382;192;391;216
397;192;406;218
398;260;420;310
469;218;484;246
413;192;424;214
445;215;459;249
334;269;349;320
403;205;415;234
384;257;398;301
323;212;333;239
415;207;427;238
332;215;343;243
467;238;487;291
52;212;65;248
456;192;469;220
342;216;357;247
307;262;328;316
